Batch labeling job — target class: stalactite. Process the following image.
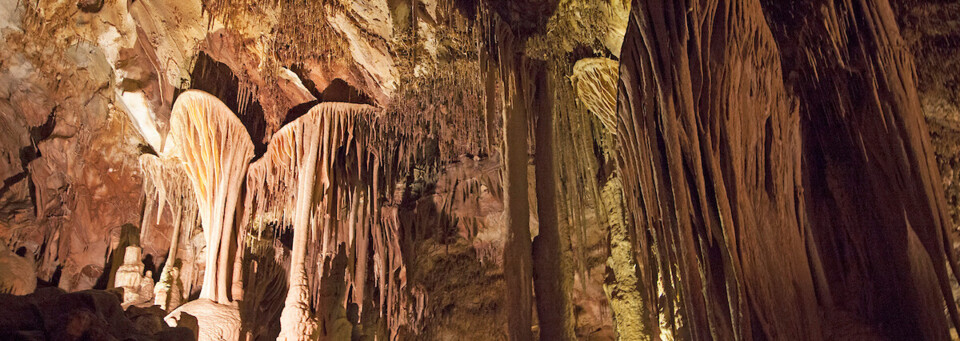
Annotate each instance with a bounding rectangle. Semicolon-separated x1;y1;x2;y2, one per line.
762;0;960;338
168;90;255;305
571;58;618;134
243;101;411;340
138;153;198;311
616;0;821;339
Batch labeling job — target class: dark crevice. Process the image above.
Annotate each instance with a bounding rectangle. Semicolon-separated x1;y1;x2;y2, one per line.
186;52;269;157
288;64;323;100
282;100;320;126
320;79;374;105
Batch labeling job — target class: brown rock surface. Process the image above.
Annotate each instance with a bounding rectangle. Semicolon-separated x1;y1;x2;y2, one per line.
2;0;960;339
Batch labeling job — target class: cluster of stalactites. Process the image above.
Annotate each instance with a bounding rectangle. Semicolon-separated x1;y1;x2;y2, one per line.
243;102;408;333
138;154;199;239
169;90;255;304
571;58;619;134
169;90;255;224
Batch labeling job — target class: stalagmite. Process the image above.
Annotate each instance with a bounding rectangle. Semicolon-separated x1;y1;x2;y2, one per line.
244;102;381;341
114;246;149;307
167;90;254;304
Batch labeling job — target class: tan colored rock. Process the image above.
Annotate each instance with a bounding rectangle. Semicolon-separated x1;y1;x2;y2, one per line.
114;246;146;306
571;58;619;133
154;264;183;311
168;90;254;304
165;298;241;341
0;247;35;295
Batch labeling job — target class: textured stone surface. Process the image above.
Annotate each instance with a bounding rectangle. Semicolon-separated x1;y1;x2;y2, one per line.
2;0;960;339
165;298;240;341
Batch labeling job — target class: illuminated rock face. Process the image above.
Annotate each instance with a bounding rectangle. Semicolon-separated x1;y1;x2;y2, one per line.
138;154;197;311
164;298;241;341
0;247;35;295
168;90;254;305
245;102;381;341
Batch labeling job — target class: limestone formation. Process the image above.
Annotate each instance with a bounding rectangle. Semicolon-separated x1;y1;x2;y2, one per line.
0;247;36;295
168;90;254;305
245;102;382;340
154;264;183;311
572;56;647;339
4;0;960;339
139;153;197;311
114;246;147;307
571;58;619;134
165;298;241;341
614;0;960;339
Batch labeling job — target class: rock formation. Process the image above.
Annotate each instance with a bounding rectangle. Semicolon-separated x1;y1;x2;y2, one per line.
139;153;197;311
113;246;153;307
0;246;36;295
244;102;389;340
572;57;647;339
168;90;254;305
614;0;960;339
3;0;960;339
165;297;242;341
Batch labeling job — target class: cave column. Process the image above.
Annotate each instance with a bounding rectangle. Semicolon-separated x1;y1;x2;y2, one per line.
497;24;534;340
279;122;322;341
531;61;576;340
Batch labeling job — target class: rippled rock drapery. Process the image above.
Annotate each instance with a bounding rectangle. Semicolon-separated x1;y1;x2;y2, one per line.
168;90;254;305
617;0;819;338
763;1;960;338
616;0;960;339
571;57;647;339
243;101;409;340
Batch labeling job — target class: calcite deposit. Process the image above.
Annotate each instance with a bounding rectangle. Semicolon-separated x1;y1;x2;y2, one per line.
2;0;960;340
